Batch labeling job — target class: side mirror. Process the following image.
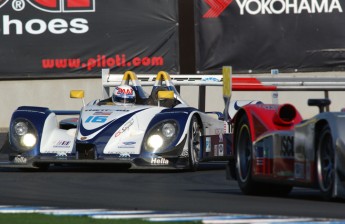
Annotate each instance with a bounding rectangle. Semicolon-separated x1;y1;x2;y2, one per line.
70;90;85;106
157;91;174;107
157;90;174;100
308;98;331;113
70;90;84;98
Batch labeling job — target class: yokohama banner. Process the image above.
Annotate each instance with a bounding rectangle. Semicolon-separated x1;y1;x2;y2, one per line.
0;0;179;78
195;0;345;74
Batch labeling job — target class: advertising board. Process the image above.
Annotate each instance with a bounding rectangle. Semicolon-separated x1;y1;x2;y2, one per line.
196;0;345;73
0;0;179;78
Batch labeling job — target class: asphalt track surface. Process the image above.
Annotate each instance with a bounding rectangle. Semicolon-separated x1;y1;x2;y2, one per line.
0;133;345;220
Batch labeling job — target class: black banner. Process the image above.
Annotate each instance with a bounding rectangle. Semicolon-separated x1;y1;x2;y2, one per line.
195;0;345;74
0;0;179;78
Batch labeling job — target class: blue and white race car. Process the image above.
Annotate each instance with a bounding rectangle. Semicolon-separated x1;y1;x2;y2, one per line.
2;68;237;170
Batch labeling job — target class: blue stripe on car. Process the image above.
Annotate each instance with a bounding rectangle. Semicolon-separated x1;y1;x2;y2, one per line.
77;110;146;153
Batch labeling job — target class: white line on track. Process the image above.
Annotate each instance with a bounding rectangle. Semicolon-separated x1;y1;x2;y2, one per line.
0;205;343;223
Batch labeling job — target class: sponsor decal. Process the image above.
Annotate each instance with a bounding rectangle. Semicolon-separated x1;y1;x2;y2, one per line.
236;0;343;15
43;149;70;154
201;77;221;82
203;0;343;18
257;104;278;110
1;0;95;35
205;137;211;152
2;15;89;35
218;144;224;156
224;121;229;133
53;140;71;148
281;135;294;157
85;109;112;112
13;155;27;164
214;145;218;156
85;109;129;112
119;152;131;158
151;157;169;165
219;133;223;143
123;141;136;145
85;115;109;123
93;111;112;116
118;142;136;149
116;87;133;95
114;119;134;137
56;152;67;157
203;0;233;18
0;0;96;12
118;141;136;148
42;55;164;71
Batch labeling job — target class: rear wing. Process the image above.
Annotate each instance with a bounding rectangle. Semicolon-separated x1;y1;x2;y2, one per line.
101;68;227;98
102;66;303;97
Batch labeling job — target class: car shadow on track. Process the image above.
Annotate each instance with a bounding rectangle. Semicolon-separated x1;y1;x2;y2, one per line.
189;185;345;203
0;161;226;173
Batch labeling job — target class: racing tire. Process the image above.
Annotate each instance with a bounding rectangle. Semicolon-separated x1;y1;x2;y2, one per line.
188;115;202;171
235;115;292;196
317;125;335;200
235;115;257;194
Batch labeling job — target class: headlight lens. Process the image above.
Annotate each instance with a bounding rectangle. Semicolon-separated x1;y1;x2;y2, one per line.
21;133;37;148
11;119;38;152
14;122;28;136
147;134;164;150
162;123;176;138
144;120;178;153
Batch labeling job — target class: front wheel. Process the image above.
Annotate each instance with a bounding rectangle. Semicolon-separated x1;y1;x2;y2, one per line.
235;115;256;194
188;116;202;171
235;115;292;196
317;125;335;200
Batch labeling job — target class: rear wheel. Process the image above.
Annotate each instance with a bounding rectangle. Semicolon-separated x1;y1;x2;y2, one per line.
188;116;202;171
317;125;335;200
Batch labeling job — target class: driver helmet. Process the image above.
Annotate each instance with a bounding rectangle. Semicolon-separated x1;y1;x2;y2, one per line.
112;85;136;105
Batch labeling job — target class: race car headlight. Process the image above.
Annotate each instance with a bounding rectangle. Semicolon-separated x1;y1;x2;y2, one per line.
144;120;179;153
147;134;164;150
162;123;176;138
11;119;38;152
14;122;28;136
21;133;37;148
